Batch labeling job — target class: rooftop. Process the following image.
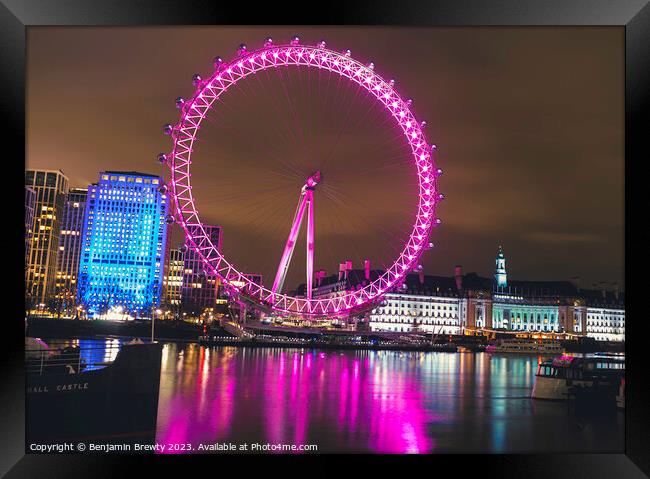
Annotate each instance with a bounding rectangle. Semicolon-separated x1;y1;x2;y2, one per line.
101;171;161;179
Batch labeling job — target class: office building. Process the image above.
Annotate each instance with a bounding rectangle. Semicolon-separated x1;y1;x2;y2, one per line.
76;171;168;318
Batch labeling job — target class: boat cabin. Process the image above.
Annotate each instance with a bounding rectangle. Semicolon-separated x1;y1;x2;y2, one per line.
536;355;625;381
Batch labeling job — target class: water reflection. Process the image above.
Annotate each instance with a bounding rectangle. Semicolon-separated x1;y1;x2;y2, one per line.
155;344;623;454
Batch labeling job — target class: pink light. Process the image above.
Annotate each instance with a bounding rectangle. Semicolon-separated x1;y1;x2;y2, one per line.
166;42;438;318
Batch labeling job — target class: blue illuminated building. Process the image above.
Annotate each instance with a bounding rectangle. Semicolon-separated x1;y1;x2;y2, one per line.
77;171;168;318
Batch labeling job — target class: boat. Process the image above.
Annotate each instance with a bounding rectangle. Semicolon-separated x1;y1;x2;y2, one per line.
531;354;625;401
26;338;162;445
486;338;563;355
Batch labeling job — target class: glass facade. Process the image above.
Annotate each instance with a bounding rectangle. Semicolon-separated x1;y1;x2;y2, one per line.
25;170;69;306
77;172;168;318
181;225;222;315
25;186;36;264
163;248;185;308
55;187;88;312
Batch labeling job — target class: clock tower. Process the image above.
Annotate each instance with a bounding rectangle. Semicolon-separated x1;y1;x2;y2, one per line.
495;245;507;289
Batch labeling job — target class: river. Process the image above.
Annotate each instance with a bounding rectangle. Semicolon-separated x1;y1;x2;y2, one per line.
44;339;624;453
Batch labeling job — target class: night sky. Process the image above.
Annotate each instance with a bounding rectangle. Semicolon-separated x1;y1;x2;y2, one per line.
26;27;624;291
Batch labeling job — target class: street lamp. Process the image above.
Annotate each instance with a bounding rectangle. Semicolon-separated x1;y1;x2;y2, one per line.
151;307;162;342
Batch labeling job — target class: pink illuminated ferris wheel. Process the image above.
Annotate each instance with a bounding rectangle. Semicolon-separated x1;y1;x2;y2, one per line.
160;36;443;318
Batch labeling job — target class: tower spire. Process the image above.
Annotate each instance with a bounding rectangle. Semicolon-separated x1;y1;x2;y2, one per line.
495;245;507;288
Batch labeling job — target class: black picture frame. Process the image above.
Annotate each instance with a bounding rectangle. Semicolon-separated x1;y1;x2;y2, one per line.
1;0;648;476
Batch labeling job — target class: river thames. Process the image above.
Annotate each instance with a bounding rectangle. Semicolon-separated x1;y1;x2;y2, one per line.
44;338;623;453
154;342;623;454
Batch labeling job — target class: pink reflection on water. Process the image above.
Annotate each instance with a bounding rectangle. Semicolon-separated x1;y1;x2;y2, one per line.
208;352;235;441
363;353;433;453
159;396;190;453
157;346;434;454
265;350;285;445
349;359;360;433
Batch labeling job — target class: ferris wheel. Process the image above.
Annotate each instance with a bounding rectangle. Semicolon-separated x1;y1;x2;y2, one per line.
159;36;443;319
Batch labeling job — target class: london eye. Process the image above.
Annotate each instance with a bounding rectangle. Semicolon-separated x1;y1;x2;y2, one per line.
160;36;443;318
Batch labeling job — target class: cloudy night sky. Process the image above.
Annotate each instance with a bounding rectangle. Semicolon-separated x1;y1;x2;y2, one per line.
26;27;624;291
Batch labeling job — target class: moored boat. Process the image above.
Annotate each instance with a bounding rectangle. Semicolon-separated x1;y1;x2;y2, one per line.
486;338;563;355
26;338;162;446
531;354;625;401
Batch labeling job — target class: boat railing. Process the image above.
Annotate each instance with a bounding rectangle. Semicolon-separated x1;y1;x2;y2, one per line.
25;345;123;375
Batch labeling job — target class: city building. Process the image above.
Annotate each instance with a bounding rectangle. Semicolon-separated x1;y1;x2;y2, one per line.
490;281;584;334
486;247;586;334
583;287;625;342
368;271;461;335
299;259;383;301
25;186;36;265
54;187;88;313
163;247;185;309
322;247;624;341
76;171;168;318
181;225;222;316
25;169;69;308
